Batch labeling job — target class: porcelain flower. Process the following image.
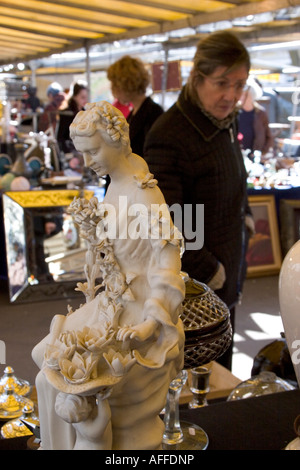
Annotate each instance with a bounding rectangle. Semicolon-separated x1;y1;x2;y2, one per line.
59;330;77;349
76;326;114;354
44;344;63;370
99;299;123;330
44;338;75;370
67;197;89;224
85;196;101;220
103;348;136;377
59;351;98;384
67;196;83;216
105;271;126;299
101;105;129;146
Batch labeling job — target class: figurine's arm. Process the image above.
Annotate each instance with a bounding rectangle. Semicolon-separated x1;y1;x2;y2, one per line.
116;316;157;342
117;242;184;342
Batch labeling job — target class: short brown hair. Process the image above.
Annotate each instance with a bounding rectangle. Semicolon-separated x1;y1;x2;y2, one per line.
188;31;250;97
107;55;150;95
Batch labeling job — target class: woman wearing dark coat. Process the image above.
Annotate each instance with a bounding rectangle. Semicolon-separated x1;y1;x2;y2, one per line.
126;96;164;157
107;55;163;157
56;81;88;153
144;31;254;369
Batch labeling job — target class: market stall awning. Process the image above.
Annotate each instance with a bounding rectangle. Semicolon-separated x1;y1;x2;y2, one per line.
0;0;299;66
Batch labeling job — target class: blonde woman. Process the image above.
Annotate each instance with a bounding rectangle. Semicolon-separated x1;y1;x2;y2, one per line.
107;55;163;157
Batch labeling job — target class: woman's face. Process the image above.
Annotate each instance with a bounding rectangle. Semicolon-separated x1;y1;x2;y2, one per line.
195;65;249;120
74;89;89;110
73;131;120;176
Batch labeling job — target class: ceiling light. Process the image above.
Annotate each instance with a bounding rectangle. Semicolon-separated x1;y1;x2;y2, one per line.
282;66;300;74
249;40;300;51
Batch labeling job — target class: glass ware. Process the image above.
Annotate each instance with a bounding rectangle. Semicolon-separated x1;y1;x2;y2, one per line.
180;276;232;369
162;275;232;450
0;366;31;396
163;370;188;446
189;366;211;409
162;370;209;450
227;371;295;401
0;384;34;420
1;403;39;439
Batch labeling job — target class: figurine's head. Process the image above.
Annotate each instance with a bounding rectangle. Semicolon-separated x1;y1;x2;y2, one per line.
70;101;131;151
70;101;132;176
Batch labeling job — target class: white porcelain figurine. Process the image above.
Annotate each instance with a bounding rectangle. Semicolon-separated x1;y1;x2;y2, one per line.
32;101;185;450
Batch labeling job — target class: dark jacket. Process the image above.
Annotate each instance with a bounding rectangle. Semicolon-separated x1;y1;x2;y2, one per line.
127;96;163;157
239;102;273;155
144;87;250;309
56;107;77;153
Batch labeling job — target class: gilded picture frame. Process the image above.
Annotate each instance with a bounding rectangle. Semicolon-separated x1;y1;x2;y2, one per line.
246;195;282;277
280;198;300;258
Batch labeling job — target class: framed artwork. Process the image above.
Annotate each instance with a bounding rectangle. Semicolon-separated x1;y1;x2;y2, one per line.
246;195;282;277
151;60;182;93
280;199;300;257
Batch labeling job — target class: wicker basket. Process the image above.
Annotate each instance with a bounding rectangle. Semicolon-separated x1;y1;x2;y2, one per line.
180;277;232;369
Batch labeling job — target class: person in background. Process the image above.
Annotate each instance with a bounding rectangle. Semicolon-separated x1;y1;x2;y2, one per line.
21;86;42;128
23;86;41;113
112;99;133;119
107;55;163;157
57;80;89;153
144;31;254;370
38;82;65;133
238;76;273;156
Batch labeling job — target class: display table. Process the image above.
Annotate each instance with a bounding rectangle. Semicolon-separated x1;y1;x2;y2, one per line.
0;389;299;450
1;369;299;450
180;389;300;450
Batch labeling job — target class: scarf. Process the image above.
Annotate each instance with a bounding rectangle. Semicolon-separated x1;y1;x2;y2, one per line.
197;99;238;130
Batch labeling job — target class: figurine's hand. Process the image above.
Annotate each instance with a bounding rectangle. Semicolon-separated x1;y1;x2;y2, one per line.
116;326;135;342
117;317;157;342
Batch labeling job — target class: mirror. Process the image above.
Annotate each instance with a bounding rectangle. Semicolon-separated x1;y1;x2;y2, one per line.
2;188;103;302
